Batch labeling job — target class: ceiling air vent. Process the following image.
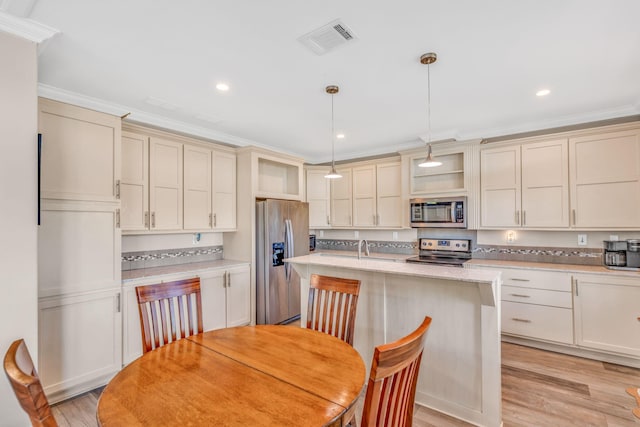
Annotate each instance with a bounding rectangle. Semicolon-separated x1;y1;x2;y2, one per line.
298;19;358;55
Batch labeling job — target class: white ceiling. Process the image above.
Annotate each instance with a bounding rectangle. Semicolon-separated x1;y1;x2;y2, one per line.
8;0;640;163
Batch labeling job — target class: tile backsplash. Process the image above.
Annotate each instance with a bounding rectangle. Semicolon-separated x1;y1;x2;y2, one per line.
121;245;223;271
473;245;603;266
316;239;417;255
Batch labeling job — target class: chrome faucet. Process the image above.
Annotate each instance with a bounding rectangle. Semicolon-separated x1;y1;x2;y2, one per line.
357;239;370;259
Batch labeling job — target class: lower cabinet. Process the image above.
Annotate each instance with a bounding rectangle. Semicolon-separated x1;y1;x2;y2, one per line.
38;289;122;403
573;274;640;357
122;264;250;365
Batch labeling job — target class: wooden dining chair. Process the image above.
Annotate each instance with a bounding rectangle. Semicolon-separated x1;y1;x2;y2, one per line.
360;316;432;427
136;277;203;353
307;274;361;346
4;339;58;427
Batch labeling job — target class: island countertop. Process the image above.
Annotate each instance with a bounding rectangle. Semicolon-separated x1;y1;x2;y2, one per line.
286;253;500;285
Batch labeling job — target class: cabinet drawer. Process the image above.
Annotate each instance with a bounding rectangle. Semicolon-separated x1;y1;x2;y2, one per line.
502;301;574;344
501;269;571;292
502;285;572;308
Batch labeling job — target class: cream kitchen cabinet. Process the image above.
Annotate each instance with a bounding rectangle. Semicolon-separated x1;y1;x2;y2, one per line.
184;145;212;230
149;137;183;230
573;273;640;357
353;165;377;227
212;151;237;230
122;264;250;365
480;138;569;228
569;128;640;228
468;265;574;344
306;167;331;228
38;98;121;203
330;168;353;226
120;131;149;230
38;288;122;403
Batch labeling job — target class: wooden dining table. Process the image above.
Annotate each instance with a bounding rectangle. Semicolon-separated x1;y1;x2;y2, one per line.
96;325;366;426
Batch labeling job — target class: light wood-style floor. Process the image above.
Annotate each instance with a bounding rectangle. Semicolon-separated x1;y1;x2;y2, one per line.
51;342;640;426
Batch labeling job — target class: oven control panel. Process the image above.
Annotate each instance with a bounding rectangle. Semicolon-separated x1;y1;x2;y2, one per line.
420;239;470;252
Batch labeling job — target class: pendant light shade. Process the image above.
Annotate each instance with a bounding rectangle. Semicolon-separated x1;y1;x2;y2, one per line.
324;85;342;179
418;52;442;168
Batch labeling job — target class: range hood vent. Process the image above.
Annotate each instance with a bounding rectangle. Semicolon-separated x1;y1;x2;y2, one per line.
298;19;358;55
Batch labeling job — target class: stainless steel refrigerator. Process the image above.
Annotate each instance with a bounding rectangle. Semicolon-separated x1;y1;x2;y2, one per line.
256;199;309;324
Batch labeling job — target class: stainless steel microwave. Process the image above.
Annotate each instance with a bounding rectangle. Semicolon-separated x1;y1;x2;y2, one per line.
410;197;467;228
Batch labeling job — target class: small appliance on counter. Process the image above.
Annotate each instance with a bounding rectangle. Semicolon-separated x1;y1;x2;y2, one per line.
603;239;640;270
309;234;316;251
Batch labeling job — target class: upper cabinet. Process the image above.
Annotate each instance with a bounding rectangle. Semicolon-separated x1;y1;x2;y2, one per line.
38;98;121;202
479;123;640;230
480;139;569;228
254;154;303;200
120;125;237;233
569;128;640;228
326;160;402;229
306;167;331;228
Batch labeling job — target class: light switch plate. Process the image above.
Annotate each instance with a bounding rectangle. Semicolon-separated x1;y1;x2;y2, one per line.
392;231;398;240
609;235;619;241
578;234;587;246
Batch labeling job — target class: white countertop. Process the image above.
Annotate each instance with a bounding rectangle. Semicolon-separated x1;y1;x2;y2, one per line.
287;252;500;284
466;259;640;277
122;259;249;283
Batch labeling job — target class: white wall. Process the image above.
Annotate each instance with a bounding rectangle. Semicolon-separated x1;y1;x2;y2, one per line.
0;31;38;425
122;232;224;252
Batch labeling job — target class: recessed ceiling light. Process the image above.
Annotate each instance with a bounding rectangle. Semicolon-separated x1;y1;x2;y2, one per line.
536;89;551;97
216;83;230;91
336;133;345;139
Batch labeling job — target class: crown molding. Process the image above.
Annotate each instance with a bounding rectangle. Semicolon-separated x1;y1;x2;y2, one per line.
37;84;294;152
0;10;58;43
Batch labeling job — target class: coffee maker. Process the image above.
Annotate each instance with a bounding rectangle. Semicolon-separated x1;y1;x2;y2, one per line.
603;240;640;270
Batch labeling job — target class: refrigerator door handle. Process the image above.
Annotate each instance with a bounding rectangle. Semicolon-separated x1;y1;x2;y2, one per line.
284;219;290;281
285;219;294;282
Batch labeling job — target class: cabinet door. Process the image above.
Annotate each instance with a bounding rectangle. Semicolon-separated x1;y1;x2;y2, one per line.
122;285;143;365
38;200;121;297
569;129;640;228
212;151;237;230
521;139;569;228
376;162;402;227
306;169;331;228
149;137;183;230
38;98;121;202
574;274;640;357
39;289;122;402
121;131;149;230
480;146;521;227
353;166;377;227
330;169;352;226
184;145;212;230
226;266;251;327
200;271;227;331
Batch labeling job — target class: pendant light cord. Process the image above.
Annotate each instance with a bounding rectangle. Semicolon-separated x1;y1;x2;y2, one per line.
331;92;336;169
427;61;431;146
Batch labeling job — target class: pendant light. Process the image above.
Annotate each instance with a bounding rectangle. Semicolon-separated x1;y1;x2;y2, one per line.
418;52;442;168
324;85;342;179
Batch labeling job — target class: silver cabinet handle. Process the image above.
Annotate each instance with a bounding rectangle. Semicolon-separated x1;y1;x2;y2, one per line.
326;215;330;225
373;214;376;225
213;213;217;227
151;212;156;228
523;210;526;226
509;278;530;282
209;213;212;227
515;210;520;225
572;209;576;226
115;294;121;313
509;293;531;298
144;211;149;228
115;209;120;228
223;272;227;288
512;318;532;323
115;180;120;199
227;271;231;287
376;214;380;225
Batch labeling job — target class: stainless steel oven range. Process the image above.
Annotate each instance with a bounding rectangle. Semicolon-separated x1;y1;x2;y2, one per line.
405;238;471;267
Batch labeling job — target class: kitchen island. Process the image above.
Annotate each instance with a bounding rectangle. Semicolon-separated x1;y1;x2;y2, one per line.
286;253;502;427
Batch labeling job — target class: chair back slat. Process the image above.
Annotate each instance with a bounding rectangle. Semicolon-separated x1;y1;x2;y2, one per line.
361;316;432;427
136;277;203;353
306;274;361;345
4;339;58;427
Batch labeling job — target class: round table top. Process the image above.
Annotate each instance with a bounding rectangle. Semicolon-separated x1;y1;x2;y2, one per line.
97;325;366;426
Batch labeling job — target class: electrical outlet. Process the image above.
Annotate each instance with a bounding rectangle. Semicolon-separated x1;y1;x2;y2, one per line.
577;234;587;246
193;233;201;244
609;235;619;241
506;230;516;243
392;231;398;241
354;231;359;239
